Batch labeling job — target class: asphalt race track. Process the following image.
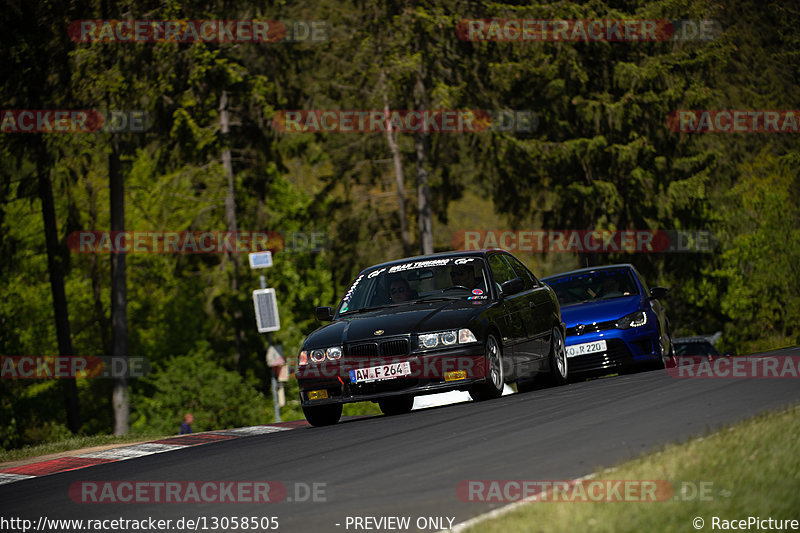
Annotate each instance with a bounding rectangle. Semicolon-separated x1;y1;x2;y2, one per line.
2;346;800;532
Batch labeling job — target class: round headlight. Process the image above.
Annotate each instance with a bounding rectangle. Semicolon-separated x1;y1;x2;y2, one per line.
441;331;457;345
420;334;438;349
326;346;342;360
311;349;326;363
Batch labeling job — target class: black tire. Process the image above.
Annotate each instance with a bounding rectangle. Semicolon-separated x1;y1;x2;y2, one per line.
546;326;568;385
302;403;342;427
647;327;673;371
518;326;567;390
469;334;504;401
378;395;414;416
661;333;677;369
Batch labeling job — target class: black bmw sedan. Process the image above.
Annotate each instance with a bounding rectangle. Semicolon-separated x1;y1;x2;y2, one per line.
296;250;567;426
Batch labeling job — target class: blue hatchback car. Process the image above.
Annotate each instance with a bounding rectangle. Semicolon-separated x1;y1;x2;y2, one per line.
541;264;673;375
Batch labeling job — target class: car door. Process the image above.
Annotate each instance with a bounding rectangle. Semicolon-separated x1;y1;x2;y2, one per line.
487;253;526;379
505;254;552;370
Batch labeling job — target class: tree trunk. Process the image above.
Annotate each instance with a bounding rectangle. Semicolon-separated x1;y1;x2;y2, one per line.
381;72;411;256
219;90;246;374
87;180;111;354
36;142;81;433
109;132;129;435
414;73;434;255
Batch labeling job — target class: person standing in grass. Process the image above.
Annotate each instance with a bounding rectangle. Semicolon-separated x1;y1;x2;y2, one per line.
179;413;194;434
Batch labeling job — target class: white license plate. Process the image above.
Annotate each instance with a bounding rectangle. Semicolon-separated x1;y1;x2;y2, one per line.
350;362;411;383
566;340;608;358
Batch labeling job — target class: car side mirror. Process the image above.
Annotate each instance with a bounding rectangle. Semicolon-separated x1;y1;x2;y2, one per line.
501;277;524;296
649;287;669;300
315;306;334;321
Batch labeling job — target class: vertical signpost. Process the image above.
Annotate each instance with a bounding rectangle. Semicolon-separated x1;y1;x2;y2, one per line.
249;251;282;423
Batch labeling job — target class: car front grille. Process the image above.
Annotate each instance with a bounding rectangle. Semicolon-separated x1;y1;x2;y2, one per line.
345;338;409;358
380;339;409;356
567;319;617;337
346;343;379;357
568;339;634;374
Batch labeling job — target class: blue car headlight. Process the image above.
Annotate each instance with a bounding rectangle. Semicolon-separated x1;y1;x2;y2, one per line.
616;311;648;329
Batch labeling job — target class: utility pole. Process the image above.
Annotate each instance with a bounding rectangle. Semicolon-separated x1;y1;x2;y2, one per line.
249;251;282;423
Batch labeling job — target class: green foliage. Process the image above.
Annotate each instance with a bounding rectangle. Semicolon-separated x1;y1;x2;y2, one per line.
714;153;800;353
132;341;269;435
1;0;799;452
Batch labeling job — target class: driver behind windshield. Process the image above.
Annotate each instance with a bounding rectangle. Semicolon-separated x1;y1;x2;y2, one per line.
450;264;482;290
597;275;631;298
388;277;415;303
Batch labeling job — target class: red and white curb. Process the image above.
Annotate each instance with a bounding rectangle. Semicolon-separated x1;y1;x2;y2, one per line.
0;420;308;486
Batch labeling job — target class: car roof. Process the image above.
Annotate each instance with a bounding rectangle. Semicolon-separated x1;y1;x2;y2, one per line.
541;264;635;280
360;249;504;271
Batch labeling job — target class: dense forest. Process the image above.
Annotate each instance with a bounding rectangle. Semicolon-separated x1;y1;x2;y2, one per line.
1;0;798;449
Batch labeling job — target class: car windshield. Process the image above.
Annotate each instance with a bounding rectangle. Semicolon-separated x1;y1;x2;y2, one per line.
338;257;490;314
675;340;720;357
545;268;639;306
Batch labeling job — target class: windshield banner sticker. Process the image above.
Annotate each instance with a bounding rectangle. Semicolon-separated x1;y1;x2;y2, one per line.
342;274;364;303
388;258;453;273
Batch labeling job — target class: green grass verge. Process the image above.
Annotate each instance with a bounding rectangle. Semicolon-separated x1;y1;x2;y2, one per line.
465;405;800;533
0;433;168;464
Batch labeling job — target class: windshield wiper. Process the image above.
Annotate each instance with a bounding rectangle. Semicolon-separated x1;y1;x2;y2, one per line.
342;297;460;314
340;305;388;315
